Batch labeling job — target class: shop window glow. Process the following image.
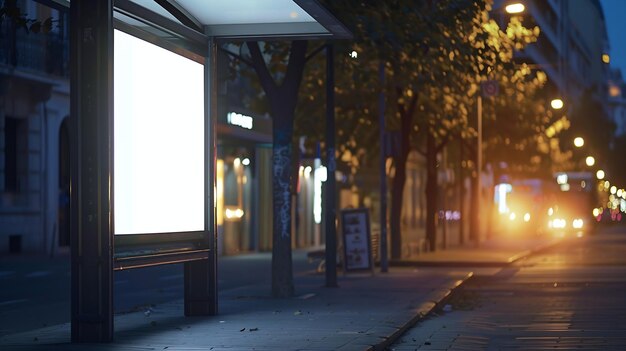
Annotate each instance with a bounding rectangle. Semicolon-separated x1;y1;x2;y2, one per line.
313;166;327;224
114;29;204;235
227;112;253;129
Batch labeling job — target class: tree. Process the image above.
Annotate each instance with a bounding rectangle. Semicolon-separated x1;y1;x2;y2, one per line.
301;0;545;255
245;40;308;297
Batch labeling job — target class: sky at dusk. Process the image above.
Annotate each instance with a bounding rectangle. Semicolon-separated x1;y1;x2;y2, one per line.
601;0;626;76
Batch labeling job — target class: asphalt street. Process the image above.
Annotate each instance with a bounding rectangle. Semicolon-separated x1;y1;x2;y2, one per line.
389;225;626;350
0;250;318;336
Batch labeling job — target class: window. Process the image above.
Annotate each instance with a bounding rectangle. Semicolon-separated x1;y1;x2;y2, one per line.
4;117;28;194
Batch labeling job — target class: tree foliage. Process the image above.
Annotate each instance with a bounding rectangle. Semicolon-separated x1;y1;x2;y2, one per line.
0;0;56;34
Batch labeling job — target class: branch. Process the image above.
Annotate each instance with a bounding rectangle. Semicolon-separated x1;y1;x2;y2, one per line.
395;87;406;116
219;46;253;68
305;43;326;63
461;137;476;155
408;94;418;120
246;41;278;97
435;132;451;153
415;147;427;157
281;40;308;103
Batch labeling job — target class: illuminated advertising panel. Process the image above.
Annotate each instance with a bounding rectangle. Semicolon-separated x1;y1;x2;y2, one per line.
114;29;204;235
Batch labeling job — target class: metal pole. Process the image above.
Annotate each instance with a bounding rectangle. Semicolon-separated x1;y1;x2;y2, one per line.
70;0;114;342
324;43;338;287
185;35;218;316
476;95;483;243
379;61;388;273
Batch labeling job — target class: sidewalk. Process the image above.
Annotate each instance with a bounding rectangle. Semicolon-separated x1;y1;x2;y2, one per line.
0;236;557;351
392;235;561;267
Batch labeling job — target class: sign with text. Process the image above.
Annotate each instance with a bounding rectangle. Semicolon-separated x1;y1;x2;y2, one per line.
341;208;373;272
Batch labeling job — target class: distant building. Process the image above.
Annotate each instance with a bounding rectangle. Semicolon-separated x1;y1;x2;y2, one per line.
0;1;70;254
493;0;611;103
607;68;626;136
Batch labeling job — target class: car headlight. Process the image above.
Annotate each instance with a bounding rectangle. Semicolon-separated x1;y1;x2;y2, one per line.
551;218;566;229
572;218;584;229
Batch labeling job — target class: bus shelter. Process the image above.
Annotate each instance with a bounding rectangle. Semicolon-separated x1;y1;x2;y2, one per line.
68;0;350;342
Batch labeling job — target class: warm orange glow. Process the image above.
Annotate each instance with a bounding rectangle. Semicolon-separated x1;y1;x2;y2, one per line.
609;85;621;97
602;53;610;64
505;3;525;14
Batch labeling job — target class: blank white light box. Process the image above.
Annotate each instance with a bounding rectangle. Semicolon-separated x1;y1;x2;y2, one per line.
114;29;204;235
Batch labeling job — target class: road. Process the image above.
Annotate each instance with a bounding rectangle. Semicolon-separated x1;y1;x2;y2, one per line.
0;250;318;336
390;226;626;350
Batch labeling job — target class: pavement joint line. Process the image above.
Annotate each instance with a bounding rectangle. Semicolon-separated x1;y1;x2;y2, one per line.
367;272;474;351
507;238;563;264
390;238;565;268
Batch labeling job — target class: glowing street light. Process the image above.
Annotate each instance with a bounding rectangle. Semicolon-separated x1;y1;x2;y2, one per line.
596;169;605;180
551;98;564;110
574;137;584;148
505;3;525;14
585;156;595;167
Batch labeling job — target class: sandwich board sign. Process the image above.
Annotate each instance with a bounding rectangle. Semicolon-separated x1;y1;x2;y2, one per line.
340;208;373;272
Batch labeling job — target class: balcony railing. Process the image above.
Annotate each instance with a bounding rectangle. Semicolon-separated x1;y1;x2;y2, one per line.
0;24;69;78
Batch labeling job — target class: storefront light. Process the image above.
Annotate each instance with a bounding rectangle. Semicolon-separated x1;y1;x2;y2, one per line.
225;207;244;220
313;166;328;224
227;112;253;129
242;158;250;166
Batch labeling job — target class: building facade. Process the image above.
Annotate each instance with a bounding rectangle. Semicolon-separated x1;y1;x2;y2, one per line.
0;0;70;254
493;0;611;102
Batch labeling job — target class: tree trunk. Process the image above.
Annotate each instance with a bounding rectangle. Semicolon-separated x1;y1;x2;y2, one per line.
247;40;308;298
390;149;408;259
271;140;294;297
388;90;416;260
425;132;438;252
458;139;465;245
469;165;479;243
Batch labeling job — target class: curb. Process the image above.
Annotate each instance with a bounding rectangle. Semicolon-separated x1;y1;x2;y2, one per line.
389;260;510;267
368;272;475;351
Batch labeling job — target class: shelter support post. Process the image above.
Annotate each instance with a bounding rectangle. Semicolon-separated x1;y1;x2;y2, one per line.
70;0;114;343
185;36;218;316
324;43;338;287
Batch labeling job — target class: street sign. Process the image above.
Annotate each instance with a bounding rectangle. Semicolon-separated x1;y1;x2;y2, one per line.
481;80;499;97
341;208;373;272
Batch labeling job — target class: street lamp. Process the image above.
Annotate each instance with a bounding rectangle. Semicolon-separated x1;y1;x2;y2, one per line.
585;156;595;167
574;137;584;148
505;3;525;14
551;98;564;110
597;169;605;180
